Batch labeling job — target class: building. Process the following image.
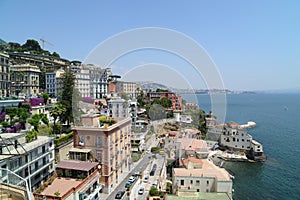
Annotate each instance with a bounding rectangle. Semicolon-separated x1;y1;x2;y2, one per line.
166;191;231;200
147;91;182;111
10;64;41;96
75;66;90;97
184;103;198;111
45;68;64;98
88;64;111;99
209;121;264;161
0;52;10;97
219;122;253;151
34;160;102;200
107;95;129;118
176;138;209;159
72;114;132;193
172;158;232;198
108;81;139;99
0;132;55;191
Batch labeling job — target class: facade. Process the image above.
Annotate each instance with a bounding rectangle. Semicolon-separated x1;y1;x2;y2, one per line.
184;103;198;111
172;158;232;198
89;64;111;99
75;66;90;97
147;91;182;111
72;114;132;193
219;123;253;151
0;132;55;191
45;68;64;97
34;160;102;200
107;96;129;118
108;81;139;98
0;52;10;97
10;64;41;96
129;100;138;125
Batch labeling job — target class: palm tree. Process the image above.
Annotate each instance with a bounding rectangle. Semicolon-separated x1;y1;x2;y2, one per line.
50;103;66;135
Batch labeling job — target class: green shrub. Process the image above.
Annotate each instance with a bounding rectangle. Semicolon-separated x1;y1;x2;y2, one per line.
54;131;73;147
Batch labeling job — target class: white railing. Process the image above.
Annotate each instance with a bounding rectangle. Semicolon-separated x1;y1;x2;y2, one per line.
0;168;32;200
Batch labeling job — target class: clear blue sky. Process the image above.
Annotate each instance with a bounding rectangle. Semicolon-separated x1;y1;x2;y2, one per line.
1;0;300;91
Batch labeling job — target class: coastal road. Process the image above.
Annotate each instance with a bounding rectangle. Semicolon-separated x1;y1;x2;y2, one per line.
106;153;152;200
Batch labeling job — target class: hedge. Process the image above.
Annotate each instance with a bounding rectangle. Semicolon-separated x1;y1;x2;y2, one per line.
54;132;73;147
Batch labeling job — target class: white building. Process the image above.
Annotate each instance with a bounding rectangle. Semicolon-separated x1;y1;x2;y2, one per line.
45;68;64;98
107;95;129;118
0;132;55;191
173;158;232;198
75;66;90;97
88;64;111;99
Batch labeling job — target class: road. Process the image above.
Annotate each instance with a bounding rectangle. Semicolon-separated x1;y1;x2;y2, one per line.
106;152;152;200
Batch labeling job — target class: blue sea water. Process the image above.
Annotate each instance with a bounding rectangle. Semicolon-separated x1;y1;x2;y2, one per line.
182;93;300;200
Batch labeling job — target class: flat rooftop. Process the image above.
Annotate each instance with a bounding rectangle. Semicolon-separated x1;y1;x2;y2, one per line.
166;191;231;200
174;159;231;181
69;147;91;153
56;160;99;171
40;177;82;198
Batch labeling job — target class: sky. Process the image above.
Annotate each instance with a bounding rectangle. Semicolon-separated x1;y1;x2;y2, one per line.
1;0;300;91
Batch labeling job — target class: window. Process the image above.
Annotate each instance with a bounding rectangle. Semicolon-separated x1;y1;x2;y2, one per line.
242;139;245;142
196;180;200;185
242;145;244;148
233;138;236;142
190;180;193;184
206;180;209;185
197;189;200;192
237;139;239;142
96;136;102;147
181;180;184;186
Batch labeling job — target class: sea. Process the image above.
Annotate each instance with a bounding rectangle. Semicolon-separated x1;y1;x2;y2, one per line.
182;93;300;200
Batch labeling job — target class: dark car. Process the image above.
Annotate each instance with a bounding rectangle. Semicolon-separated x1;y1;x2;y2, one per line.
115;191;125;199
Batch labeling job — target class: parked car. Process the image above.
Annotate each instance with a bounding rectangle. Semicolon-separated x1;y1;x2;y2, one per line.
128;176;136;183
115;191;125;199
133;171;140;177
143;176;149;183
151;183;157;188
138;187;145;195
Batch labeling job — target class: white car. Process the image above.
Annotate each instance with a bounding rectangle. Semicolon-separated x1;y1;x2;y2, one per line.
138;187;144;195
129;176;136;183
143;176;149;183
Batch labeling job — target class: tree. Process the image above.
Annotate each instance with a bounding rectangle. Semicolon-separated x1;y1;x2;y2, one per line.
22;39;42;51
160;97;172;108
18;108;29;129
137;89;146;107
60;68;76;126
42;93;49;105
6;107;18;125
28;114;42;132
50;103;66;134
52;52;60;58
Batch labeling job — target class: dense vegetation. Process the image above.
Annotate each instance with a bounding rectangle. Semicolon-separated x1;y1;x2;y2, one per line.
0;39;60;57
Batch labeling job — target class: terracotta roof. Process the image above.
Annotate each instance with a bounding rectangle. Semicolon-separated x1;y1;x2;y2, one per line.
183;157;203;165
173;159;231;181
177;138;208;151
56;160;99;171
41;177;82;197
